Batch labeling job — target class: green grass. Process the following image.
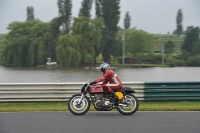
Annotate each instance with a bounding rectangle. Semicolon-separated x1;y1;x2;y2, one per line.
153;34;184;55
139;101;200;111
154;40;183;52
0;101;200;112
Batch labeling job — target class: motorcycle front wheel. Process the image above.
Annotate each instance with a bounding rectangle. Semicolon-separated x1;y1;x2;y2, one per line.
68;94;91;115
117;93;139;115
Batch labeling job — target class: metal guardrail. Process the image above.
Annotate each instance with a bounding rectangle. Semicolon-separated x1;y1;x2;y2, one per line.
1;81;199;102
0;82;145;102
144;81;200;101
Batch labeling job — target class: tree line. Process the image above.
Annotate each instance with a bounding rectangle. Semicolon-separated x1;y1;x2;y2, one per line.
1;0;199;67
1;0;150;67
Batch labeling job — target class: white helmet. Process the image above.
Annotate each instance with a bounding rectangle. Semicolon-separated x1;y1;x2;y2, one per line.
100;63;110;74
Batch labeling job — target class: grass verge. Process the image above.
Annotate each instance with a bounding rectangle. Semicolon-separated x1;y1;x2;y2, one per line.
0;101;200;112
139;101;200;111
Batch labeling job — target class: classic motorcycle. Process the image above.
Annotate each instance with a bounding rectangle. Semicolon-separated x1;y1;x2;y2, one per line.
68;80;139;115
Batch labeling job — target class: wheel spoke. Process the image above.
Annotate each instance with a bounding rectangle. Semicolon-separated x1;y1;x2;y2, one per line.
117;94;139;115
68;94;90;115
70;96;88;112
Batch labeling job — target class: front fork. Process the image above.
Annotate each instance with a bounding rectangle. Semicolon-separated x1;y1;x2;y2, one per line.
77;93;85;105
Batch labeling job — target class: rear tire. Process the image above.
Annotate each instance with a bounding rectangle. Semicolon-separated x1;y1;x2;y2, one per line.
117;93;139;115
68;94;91;115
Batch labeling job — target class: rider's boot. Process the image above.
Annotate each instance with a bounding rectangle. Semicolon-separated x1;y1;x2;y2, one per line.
110;90;119;107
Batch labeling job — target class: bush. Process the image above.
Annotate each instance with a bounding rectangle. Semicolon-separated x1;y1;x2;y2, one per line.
176;60;188;66
116;57;122;64
168;58;176;67
168;58;188;67
187;55;200;66
152;55;163;64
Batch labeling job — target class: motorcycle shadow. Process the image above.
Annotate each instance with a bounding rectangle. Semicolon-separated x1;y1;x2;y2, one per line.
69;111;138;116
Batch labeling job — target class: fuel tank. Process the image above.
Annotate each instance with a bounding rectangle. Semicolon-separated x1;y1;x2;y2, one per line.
89;85;104;94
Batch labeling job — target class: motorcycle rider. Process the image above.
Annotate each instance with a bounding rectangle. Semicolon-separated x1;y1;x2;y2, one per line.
90;63;123;106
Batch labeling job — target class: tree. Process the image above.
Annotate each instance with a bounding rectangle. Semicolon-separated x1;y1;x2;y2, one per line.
193;40;200;55
116;28;154;57
43;17;61;61
95;0;102;18
1;18;60;67
90;18;104;63
1;20;44;66
124;11;131;29
56;34;81;66
183;26;193;35
71;16;103;64
29;22;49;66
57;0;72;34
79;0;93;18
164;41;175;54
176;9;183;37
28;18;61;66
172;29;177;35
182;26;200;55
27;6;34;20
95;0;120;62
180;49;190;60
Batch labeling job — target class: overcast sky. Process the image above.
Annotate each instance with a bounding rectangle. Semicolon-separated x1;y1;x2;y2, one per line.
0;0;200;34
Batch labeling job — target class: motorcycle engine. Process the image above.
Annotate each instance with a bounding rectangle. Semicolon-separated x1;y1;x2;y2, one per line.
94;94;111;108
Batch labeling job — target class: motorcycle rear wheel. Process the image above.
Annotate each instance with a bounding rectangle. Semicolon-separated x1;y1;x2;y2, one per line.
68;94;91;115
117;93;139;115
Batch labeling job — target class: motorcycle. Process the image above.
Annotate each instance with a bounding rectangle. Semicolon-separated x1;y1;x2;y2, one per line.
68;80;139;115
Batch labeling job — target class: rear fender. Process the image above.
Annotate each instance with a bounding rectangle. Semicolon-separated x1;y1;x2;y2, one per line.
121;87;135;93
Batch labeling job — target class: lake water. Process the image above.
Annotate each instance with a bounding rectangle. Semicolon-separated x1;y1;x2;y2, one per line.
0;66;200;83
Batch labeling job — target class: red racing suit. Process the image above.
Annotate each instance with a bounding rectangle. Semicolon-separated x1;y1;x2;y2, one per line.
95;69;123;92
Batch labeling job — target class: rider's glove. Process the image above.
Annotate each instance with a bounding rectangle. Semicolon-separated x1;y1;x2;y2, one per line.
89;81;96;85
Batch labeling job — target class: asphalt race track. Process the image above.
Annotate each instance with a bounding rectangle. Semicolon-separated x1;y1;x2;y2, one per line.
0;111;199;133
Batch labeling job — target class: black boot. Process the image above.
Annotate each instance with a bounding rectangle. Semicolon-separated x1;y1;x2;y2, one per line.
110;91;119;107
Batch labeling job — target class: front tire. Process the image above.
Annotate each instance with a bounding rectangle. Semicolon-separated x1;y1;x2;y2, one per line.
117;93;139;115
68;94;91;115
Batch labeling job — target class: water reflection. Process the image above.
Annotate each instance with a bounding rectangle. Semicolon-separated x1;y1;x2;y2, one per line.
0;66;200;83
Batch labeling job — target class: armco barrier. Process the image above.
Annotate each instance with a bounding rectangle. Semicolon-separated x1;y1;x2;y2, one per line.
0;82;144;102
144;81;200;101
0;81;200;102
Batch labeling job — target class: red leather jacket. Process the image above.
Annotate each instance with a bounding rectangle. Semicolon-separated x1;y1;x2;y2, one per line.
96;69;123;88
